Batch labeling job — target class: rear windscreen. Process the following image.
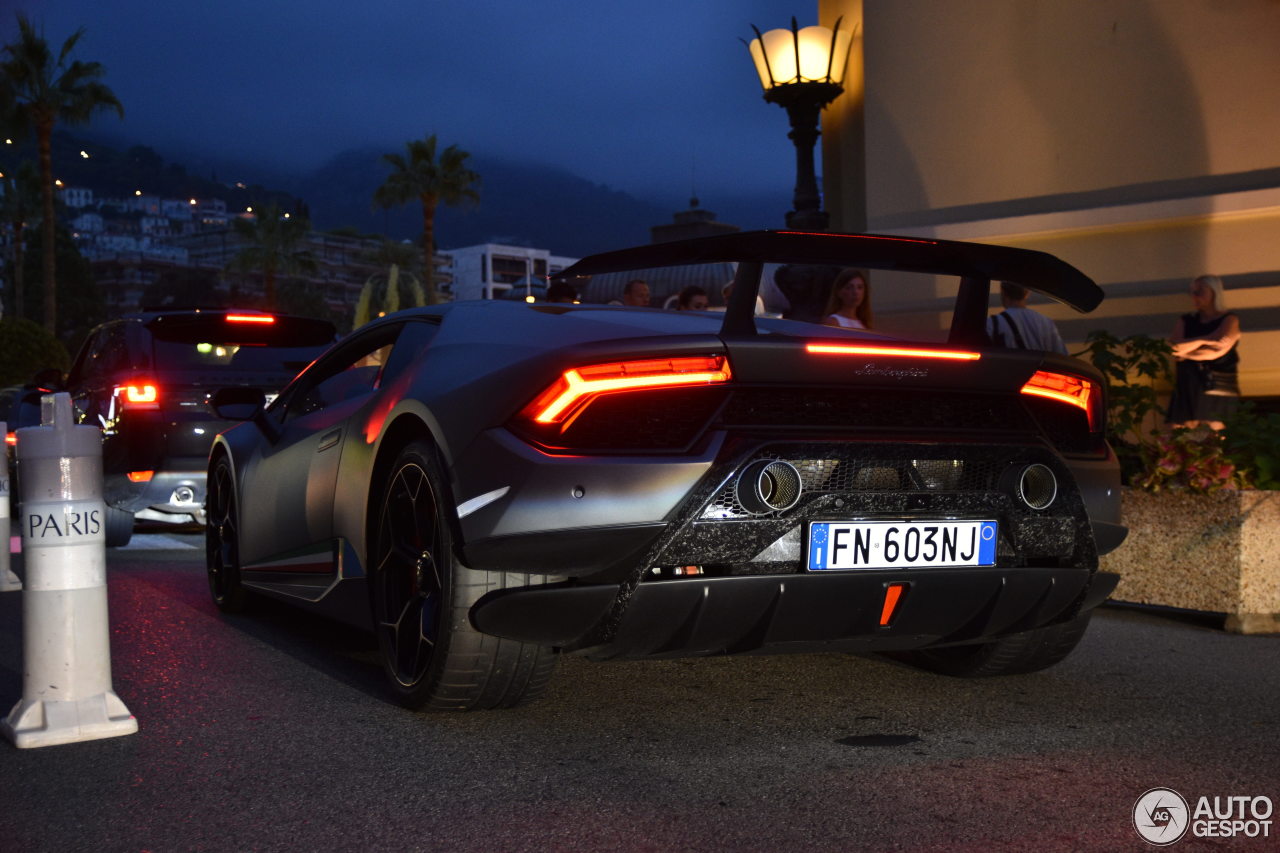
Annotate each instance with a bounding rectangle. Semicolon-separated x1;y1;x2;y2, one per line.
146;315;336;374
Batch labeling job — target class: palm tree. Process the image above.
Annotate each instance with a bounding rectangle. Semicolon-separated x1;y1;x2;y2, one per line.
1;13;123;335
0;160;39;322
229;203;317;310
372;134;479;303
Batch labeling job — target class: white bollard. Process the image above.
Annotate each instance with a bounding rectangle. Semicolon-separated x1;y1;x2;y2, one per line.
0;419;20;591
2;393;137;748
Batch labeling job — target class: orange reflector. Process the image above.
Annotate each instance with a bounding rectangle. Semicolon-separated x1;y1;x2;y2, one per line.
806;343;981;361
1020;370;1097;429
226;313;275;324
527;355;732;425
5;432;15;447
127;470;155;483
880;583;907;626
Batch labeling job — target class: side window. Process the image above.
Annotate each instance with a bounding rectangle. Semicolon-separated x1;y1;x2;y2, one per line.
282;326;403;422
99;325;131;375
67;331;103;386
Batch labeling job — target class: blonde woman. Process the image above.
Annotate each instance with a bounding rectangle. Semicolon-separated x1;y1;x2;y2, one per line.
1166;274;1242;430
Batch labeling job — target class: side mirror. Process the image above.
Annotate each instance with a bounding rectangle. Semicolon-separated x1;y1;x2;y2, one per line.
211;386;266;421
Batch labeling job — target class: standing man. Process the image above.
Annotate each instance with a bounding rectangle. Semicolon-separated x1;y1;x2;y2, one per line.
987;282;1068;354
621;279;650;307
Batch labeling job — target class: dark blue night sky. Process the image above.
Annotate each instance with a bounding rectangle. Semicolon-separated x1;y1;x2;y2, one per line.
9;1;811;207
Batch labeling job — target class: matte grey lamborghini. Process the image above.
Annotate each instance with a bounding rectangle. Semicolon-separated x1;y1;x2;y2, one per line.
206;230;1126;710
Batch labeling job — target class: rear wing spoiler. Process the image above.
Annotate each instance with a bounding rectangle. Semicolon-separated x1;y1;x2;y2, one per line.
560;230;1103;344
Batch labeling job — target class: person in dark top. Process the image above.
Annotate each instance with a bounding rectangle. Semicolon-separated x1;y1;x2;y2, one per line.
1166;274;1242;430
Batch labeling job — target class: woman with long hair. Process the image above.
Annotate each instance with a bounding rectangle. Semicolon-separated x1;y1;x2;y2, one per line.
821;268;873;330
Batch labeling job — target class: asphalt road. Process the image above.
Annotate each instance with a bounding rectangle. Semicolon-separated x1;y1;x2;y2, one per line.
1;532;1278;852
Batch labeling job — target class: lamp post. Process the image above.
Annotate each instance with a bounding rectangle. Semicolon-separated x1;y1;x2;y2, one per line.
747;17;853;231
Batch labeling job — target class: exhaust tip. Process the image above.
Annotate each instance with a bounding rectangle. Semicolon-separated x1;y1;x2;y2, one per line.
736;459;803;515
1015;463;1057;510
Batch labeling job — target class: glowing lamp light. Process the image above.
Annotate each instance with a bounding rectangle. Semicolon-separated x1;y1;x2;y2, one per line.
226;313;275;324
745;16;856;230
748;18;853;93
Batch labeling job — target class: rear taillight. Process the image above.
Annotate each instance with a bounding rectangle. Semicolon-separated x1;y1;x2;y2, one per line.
4;431;14;447
1020;370;1100;432
116;382;160;411
514;355;732;453
522;355;731;427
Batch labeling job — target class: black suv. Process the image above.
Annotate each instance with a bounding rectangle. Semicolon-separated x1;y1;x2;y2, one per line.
65;309;337;546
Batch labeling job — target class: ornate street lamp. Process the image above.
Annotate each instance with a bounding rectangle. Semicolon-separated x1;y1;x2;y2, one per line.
747;17;854;230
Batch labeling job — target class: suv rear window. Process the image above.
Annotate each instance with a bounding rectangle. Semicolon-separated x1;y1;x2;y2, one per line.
146;314;337;374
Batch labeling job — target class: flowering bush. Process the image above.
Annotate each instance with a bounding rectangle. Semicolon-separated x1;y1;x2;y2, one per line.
1222;403;1280;490
1132;427;1248;493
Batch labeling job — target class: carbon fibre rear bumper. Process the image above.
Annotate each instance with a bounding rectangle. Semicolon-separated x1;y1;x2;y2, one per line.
470;567;1119;660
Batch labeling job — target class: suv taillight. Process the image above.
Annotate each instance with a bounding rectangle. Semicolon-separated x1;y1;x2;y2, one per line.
116;381;160;411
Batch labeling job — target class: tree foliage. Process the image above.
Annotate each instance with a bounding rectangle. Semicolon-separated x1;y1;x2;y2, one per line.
1;12;123;334
0;316;70;387
21;222;103;353
229;203;317;310
373;134;479;304
1074;330;1173;483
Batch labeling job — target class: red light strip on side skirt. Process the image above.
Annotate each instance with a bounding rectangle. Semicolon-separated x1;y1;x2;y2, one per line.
806;343;981;361
1020;370;1097;429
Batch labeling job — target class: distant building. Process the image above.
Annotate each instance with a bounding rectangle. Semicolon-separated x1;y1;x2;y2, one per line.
441;244;578;301
649;197;740;244
59;187;94;209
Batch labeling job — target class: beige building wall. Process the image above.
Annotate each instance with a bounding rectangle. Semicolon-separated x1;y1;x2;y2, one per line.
819;0;1280;397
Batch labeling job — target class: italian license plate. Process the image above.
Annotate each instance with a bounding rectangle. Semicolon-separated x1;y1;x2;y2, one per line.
807;520;998;571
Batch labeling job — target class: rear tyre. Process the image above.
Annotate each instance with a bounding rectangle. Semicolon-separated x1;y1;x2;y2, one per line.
897;612;1093;677
206;456;248;612
104;505;134;548
370;440;558;711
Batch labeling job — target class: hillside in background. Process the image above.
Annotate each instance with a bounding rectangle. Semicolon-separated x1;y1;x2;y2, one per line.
38;131;788;257
287;148;671;257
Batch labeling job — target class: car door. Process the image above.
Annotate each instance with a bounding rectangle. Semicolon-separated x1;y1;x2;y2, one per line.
238;322;406;572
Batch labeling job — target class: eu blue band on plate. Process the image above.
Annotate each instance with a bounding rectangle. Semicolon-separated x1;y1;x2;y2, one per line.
809;522;829;570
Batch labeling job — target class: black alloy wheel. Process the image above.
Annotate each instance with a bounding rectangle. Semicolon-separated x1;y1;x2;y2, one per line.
206;456;247;612
372;453;444;699
370;440;560;711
